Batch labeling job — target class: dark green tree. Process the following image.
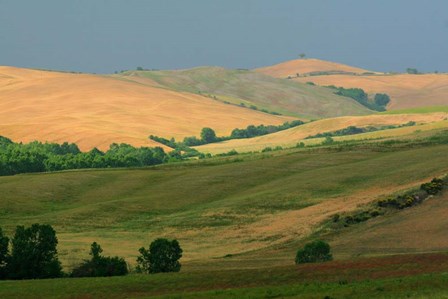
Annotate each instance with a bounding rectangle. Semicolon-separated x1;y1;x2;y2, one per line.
200;128;217;143
374;93;391;107
8;224;62;279
295;240;333;264
0;228;9;279
71;242;128;277
406;68;419;74
136;238;182;274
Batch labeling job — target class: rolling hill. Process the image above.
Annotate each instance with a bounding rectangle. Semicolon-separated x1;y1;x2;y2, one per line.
0;140;447;270
254;58;374;78
117;66;373;119
294;73;448;110
0;66;294;151
330;191;448;259
194;113;448;154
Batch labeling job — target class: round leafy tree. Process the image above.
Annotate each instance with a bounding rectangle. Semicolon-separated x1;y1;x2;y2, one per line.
295;240;333;264
137;238;182;274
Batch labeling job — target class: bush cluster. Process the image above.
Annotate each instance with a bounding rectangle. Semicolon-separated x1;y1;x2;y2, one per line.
295;240;333;264
378;177;445;209
71;242;128;277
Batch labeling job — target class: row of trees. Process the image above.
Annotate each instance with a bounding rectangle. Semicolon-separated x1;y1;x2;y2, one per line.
0;224;182;280
305;122;416;139
175;121;305;147
0;137;183;176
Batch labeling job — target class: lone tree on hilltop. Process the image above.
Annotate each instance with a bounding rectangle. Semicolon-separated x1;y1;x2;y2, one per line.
295;240;333;264
299;53;306;59
136;238;182;274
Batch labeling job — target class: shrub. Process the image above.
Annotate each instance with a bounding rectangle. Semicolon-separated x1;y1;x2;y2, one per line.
71;242;128;277
136;238;182;274
322;136;334;145
295;240;333;264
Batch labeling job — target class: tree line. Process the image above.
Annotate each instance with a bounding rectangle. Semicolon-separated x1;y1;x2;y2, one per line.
0;224;182;279
150;120;305;150
0;137;185;176
305;122;416;139
326;85;390;111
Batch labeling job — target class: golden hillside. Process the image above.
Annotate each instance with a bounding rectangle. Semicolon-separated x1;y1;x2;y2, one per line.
255;58;372;78
195;113;448;154
0;66;293;151
294;73;448;110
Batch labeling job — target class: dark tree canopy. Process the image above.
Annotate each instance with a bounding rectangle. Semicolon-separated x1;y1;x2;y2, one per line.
8;224;62;279
71;242;128;277
137;238;182;274
0;228;9;279
200;127;217;143
295;240;333;264
374;93;391;107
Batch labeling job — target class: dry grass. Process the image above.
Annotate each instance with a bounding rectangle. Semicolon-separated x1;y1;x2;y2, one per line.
195;113;448;154
330;191;448;259
255;58;372;78
0;66;292;151
294;73;448;110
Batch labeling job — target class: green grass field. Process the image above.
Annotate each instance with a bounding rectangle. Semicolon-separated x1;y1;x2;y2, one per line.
117;67;373;119
1;253;447;298
1;140;448;269
1;134;448;297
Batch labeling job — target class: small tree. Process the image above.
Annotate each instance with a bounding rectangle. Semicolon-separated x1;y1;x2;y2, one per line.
299;53;306;59
137;238;182;274
200;128;217;144
295;240;333;264
8;224;62;279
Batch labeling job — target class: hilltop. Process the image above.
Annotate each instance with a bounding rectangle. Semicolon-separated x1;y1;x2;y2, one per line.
0;66;292;151
254;58;374;78
117;66;373;119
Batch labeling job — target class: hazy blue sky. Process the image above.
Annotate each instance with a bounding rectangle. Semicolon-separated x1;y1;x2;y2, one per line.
1;0;447;73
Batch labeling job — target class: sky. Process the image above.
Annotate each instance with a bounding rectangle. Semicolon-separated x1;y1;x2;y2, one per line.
1;0;447;73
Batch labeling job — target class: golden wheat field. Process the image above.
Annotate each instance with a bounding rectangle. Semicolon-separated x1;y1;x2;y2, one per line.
0;66;293;151
294;73;448;110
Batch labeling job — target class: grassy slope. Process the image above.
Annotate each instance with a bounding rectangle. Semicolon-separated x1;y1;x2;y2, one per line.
0;66;292;151
117;67;373;119
294;73;448;110
0;253;447;298
195;113;448;154
1;142;448;270
328;190;448;258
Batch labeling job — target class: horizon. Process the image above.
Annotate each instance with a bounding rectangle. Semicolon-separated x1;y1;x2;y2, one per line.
1;0;448;74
